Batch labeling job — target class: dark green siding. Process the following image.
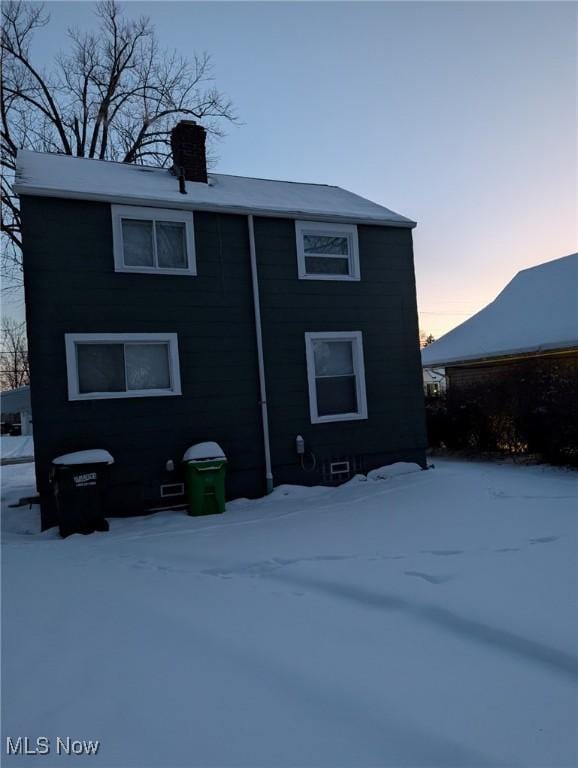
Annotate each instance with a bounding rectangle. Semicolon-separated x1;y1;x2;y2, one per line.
21;197;264;527
254;217;427;485
21;196;426;527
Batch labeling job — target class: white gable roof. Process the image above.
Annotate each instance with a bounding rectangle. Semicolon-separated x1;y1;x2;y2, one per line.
422;253;578;367
14;150;415;228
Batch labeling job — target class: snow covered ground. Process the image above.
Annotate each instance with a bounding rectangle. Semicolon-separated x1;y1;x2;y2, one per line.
1;435;34;463
2;459;577;767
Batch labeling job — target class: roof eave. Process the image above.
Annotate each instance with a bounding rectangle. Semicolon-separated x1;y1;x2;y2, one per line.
13;184;417;229
422;343;578;369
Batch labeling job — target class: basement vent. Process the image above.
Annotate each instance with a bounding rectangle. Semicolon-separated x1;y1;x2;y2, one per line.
330;461;350;476
321;455;363;485
160;483;185;498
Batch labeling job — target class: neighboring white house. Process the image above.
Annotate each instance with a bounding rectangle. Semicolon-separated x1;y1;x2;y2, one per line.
1;385;32;435
422;366;446;397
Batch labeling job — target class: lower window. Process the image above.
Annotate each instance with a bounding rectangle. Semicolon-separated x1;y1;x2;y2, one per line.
305;331;368;423
65;333;181;400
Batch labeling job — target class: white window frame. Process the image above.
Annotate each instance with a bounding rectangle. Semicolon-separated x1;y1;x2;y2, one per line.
65;333;182;401
296;221;360;281
111;205;196;276
305;331;368;424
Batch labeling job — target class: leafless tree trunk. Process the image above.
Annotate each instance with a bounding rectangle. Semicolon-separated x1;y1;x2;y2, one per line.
1;0;236;285
0;317;29;389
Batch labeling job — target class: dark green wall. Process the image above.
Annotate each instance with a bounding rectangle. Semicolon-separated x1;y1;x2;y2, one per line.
254;217;427;484
22;197;264;526
21;197;426;527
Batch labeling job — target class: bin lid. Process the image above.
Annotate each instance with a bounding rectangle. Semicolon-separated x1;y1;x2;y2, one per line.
183;441;226;463
53;449;114;466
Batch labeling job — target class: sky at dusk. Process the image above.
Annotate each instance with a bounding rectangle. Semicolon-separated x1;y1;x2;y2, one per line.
5;1;577;338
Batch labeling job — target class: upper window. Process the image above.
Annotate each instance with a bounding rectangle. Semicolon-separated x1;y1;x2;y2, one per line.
111;205;196;275
65;333;182;401
305;331;368;423
296;221;360;281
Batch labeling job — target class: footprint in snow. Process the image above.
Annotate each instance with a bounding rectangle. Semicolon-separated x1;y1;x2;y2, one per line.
405;571;452;585
529;536;560;544
495;547;520;553
201;567;234;578
421;549;464;556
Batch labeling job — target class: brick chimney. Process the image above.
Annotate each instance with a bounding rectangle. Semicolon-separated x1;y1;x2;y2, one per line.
170;120;208;184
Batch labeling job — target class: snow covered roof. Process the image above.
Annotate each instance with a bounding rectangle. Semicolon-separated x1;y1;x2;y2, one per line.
1;386;31;414
422;253;578;367
14;150;415;228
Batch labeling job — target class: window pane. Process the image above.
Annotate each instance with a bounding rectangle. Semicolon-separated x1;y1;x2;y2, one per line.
313;340;354;376
77;344;126;393
122;219;154;267
125;344;171;390
305;256;350;275
316;376;358;416
304;234;349;255
156;221;187;268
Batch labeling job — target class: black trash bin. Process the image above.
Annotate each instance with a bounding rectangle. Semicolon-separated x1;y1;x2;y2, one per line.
51;450;114;538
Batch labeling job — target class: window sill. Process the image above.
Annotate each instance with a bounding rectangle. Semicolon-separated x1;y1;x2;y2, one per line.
114;266;196;276
311;412;368;424
298;273;360;282
68;389;182;402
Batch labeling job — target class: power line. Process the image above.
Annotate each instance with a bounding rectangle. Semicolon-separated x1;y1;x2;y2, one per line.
418;310;472;316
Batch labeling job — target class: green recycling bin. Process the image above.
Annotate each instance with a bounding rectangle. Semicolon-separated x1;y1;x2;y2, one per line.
182;442;227;516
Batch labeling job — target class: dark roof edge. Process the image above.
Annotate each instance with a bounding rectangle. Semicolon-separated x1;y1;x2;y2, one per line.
423;343;578;369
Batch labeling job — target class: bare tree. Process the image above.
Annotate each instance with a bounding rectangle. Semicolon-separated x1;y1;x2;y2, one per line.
419;331;436;349
0;317;29;389
1;0;236;284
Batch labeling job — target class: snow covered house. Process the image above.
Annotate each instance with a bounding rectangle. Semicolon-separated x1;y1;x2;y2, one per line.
1;385;32;435
423;367;446;397
15;121;426;529
422;254;578;374
422;254;578;457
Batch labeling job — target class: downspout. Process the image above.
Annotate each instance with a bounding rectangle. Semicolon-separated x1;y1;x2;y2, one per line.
247;215;274;494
